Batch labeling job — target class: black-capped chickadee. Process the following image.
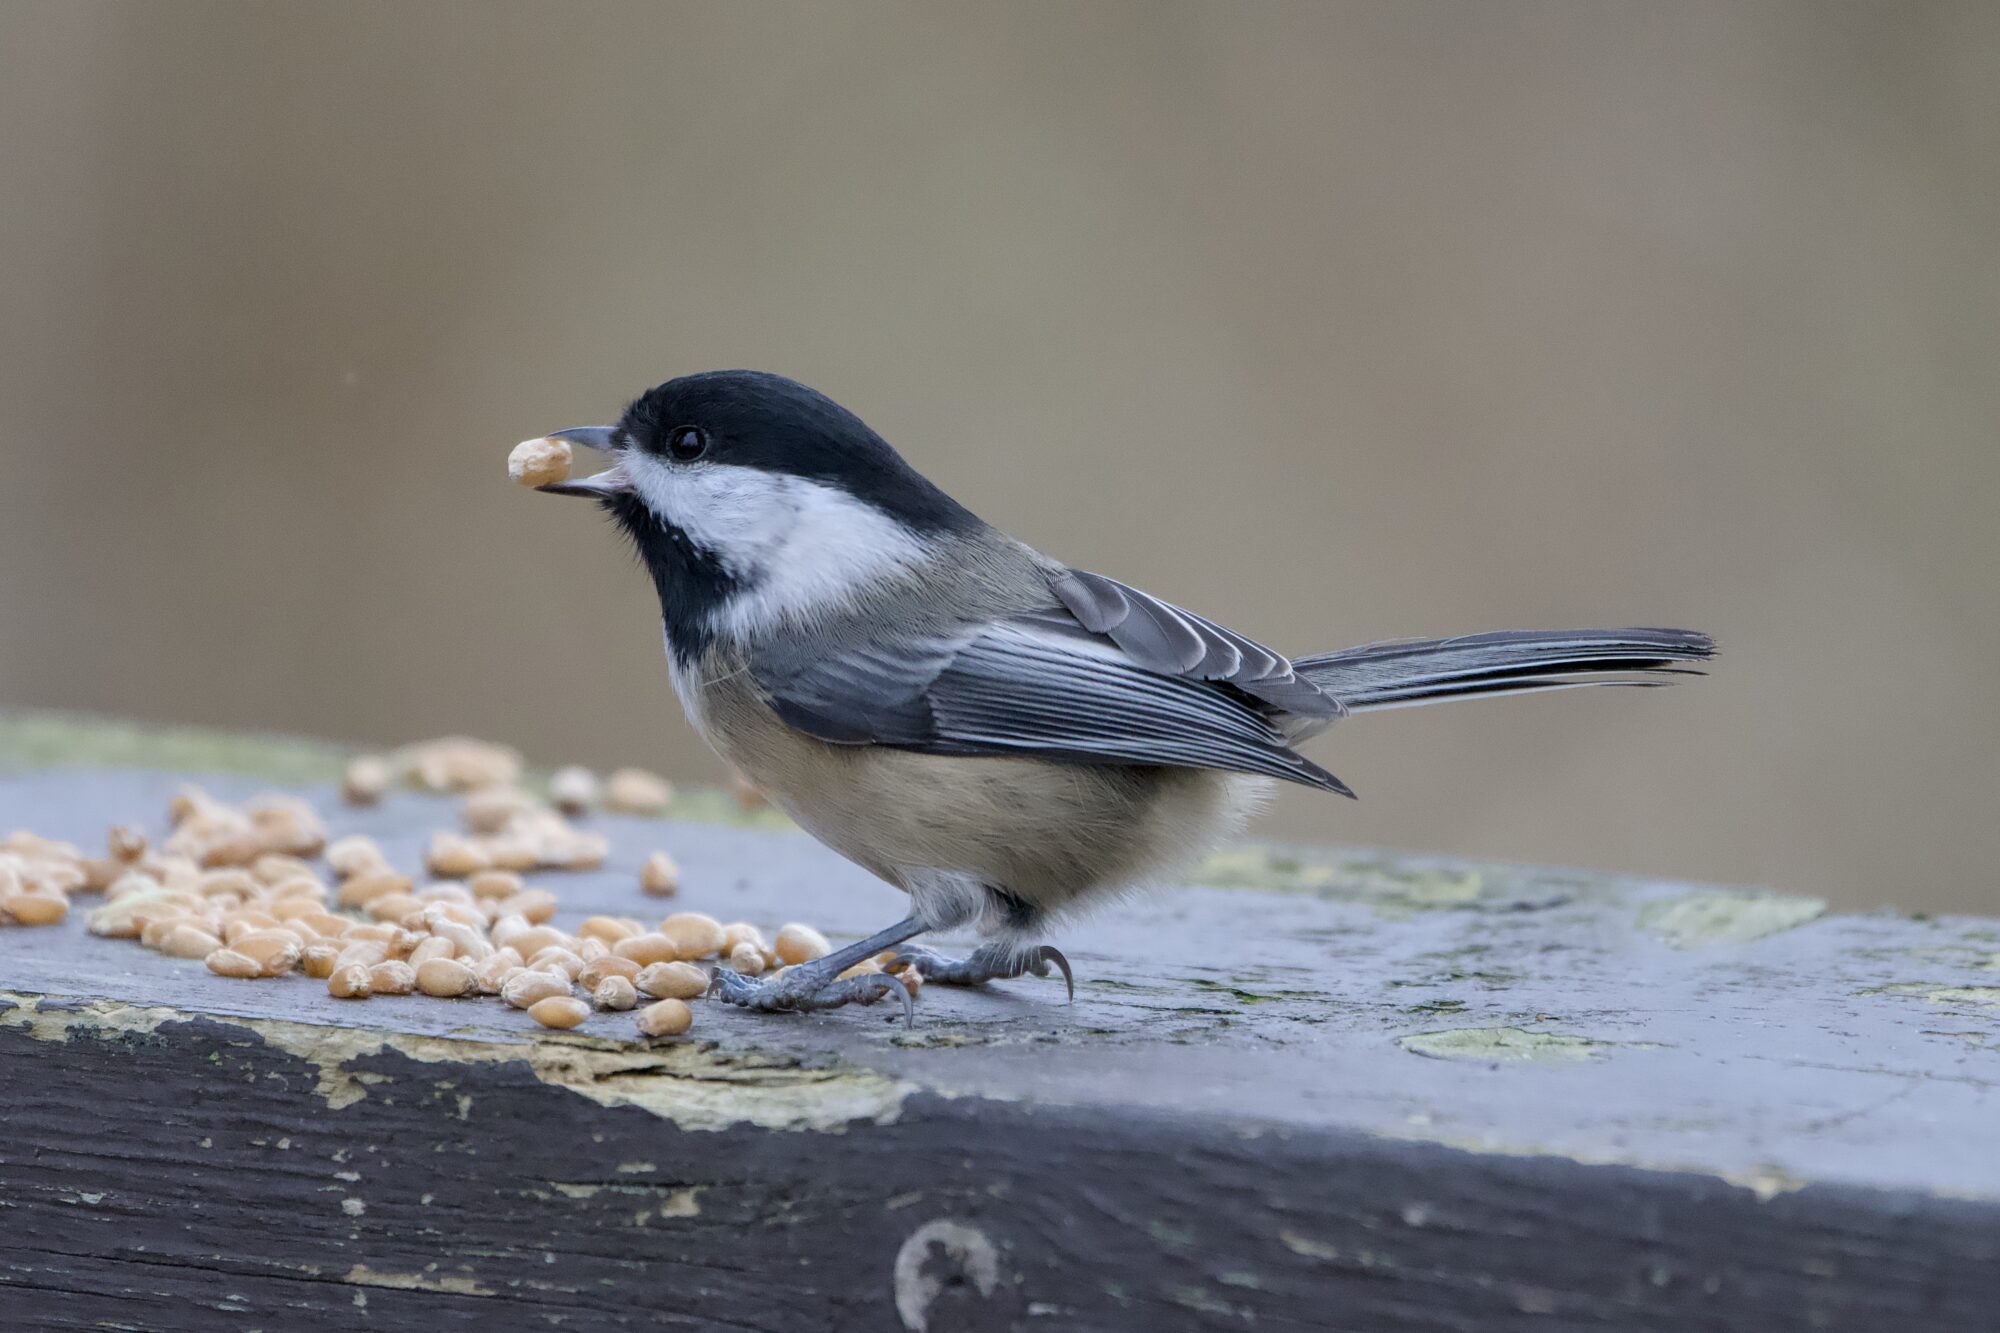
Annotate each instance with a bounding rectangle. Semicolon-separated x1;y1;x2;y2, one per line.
529;370;1712;1019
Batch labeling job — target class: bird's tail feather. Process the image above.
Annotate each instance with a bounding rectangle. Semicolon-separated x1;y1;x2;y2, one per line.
1293;628;1714;713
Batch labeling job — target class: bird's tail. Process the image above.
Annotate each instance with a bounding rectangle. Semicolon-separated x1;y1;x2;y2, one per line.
1293;628;1715;713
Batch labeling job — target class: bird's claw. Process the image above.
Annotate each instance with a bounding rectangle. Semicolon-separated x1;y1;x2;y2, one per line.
709;963;914;1024
1027;945;1075;1003
889;942;1076;1003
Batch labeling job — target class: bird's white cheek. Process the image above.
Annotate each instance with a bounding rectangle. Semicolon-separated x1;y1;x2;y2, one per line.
716;478;934;636
625;455;933;636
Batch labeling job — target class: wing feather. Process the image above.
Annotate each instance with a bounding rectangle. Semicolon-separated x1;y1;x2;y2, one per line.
753;616;1352;795
1048;569;1342;719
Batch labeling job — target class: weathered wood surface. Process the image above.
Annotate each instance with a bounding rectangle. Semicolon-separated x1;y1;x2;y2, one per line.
4;754;2000;1330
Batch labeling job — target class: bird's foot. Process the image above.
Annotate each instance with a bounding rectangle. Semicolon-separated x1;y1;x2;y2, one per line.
709;959;915;1023
889;943;1075;1002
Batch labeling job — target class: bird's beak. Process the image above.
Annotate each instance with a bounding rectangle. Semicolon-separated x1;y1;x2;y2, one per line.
537;427;633;498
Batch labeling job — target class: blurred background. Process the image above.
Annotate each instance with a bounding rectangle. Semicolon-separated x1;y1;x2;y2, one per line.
2;1;1994;912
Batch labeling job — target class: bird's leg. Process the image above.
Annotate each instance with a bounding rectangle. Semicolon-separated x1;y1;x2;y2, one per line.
709;915;923;1021
888;942;1075;1003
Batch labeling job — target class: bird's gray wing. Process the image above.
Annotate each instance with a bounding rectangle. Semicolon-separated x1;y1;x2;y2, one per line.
1047;568;1343;719
753;613;1352;795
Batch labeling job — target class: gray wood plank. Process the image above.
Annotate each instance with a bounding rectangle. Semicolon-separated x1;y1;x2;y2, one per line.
3;766;1998;1330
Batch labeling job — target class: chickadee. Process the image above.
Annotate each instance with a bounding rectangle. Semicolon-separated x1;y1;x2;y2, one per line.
531;370;1712;1019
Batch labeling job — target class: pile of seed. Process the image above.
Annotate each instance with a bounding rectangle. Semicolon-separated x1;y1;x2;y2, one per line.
3;741;913;1037
0;827;135;927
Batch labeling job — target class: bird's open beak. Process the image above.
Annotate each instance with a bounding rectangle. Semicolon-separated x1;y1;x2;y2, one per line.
537;427;633;498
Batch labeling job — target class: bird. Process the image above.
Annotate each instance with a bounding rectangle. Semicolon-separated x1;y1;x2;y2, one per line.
526;370;1713;1019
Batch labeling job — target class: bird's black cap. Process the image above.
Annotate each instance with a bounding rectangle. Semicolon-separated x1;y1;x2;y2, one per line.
617;371;980;535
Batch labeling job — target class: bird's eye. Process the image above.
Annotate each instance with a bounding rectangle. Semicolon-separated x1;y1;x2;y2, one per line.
667;426;708;462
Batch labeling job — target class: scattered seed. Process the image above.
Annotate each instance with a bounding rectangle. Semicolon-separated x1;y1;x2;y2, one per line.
577;955;642;989
593;976;639;1011
368;960;417;995
342;755;391;806
2;893;68;926
408;935;456;967
725;943;766;977
205;948;263;979
426;833;492;878
635;999;693;1038
461;787;539;835
108;825;148;862
529;994;590;1029
640;852;679;897
336;938;393;971
397;737;523;794
502;969;572;1010
474;950;523;993
528;946;586;979
613;933;678;967
466;870;523;903
336;871;414;909
161;922;226;959
504;925;571;959
634;960;708;1001
660;911;725;960
577;915;637;945
367;892;424;923
604;768;673;815
549;766;599;815
774;923;830;966
325;834;390;879
328;964;373;999
415;957;479;998
233;929;305;976
500;888;558;924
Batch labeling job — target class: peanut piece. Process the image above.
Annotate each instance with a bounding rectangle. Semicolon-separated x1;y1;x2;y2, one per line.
508;436;572;488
